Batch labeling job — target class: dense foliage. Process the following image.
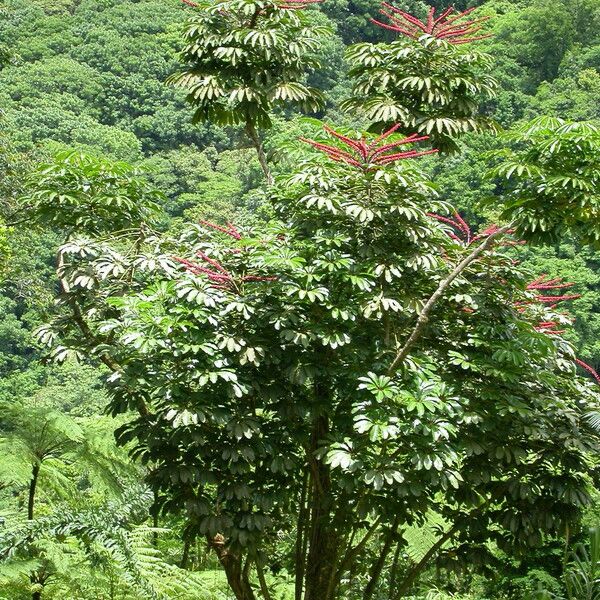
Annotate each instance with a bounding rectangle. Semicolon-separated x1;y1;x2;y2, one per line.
2;0;600;599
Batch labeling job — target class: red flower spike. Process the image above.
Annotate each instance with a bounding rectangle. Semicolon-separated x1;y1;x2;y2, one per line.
225;222;242;240
534;320;567;335
453;212;471;243
242;275;278;282
534;294;581;303
376;148;438;164
278;0;322;9
575;358;600;385
322;125;368;155
434;6;454;25
301;124;437;169
372;3;491;44
372;123;404;145
370;134;430;159
196;251;229;274
526;275;576;291
200;220;242;240
181;0;199;6
173;242;277;292
428;213;462;229
371;18;417;37
428;212;479;245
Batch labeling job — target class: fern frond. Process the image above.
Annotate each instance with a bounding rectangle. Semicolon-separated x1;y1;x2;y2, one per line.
402;511;449;562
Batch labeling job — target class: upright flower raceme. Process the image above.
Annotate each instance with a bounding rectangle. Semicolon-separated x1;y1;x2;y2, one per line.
300;124;438;169
428;213;520;247
523;276;600;384
372;4;491;45
276;0;321;10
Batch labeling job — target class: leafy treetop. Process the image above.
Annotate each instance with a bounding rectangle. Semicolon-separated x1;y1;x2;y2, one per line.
342;6;498;153
168;0;329;129
490;117;600;246
23;151;162;237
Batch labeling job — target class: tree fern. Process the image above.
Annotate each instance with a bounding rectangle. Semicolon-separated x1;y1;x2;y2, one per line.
402;511;449;563
0;490;228;599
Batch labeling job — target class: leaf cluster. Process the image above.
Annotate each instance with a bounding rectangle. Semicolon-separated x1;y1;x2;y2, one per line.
168;0;330;127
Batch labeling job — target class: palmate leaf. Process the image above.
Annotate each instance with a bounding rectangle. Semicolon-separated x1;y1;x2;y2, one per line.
171;0;330;130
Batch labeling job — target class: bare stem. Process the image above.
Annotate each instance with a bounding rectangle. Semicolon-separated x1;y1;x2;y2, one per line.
387;223;514;375
245;121;273;185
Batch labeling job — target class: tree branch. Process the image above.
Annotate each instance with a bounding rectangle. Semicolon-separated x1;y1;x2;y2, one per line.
392;497;496;598
245;121;274;185
256;558;274;600
335;516;383;581
392;525;457;599
57;250;149;418
387;223;514;375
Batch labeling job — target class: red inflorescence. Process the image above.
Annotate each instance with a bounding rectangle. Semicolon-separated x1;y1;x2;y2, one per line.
301;124;437;168
431;214;598;387
575;358;600;385
428;212;471;243
526;275;578;291
371;3;491;44
428;214;520;247
521;275;599;384
200;220;242;240
173;223;276;293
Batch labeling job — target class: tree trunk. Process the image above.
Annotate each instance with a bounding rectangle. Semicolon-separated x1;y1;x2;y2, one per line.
363;519;399;600
256;559;273;600
245;121;273;185
303;415;340;600
180;537;191;569
294;469;309;600
151;490;159;548
208;534;256;600
28;463;40;521
28;464;45;599
387;541;402;600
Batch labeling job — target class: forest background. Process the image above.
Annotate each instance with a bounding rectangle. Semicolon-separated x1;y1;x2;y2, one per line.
1;0;600;598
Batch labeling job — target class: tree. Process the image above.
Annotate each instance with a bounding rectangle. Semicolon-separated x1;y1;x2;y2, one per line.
0;394;134;599
341;4;498;152
28;118;600;600
19;4;600;600
0;487;217;600
489;117;600;246
167;0;331;183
